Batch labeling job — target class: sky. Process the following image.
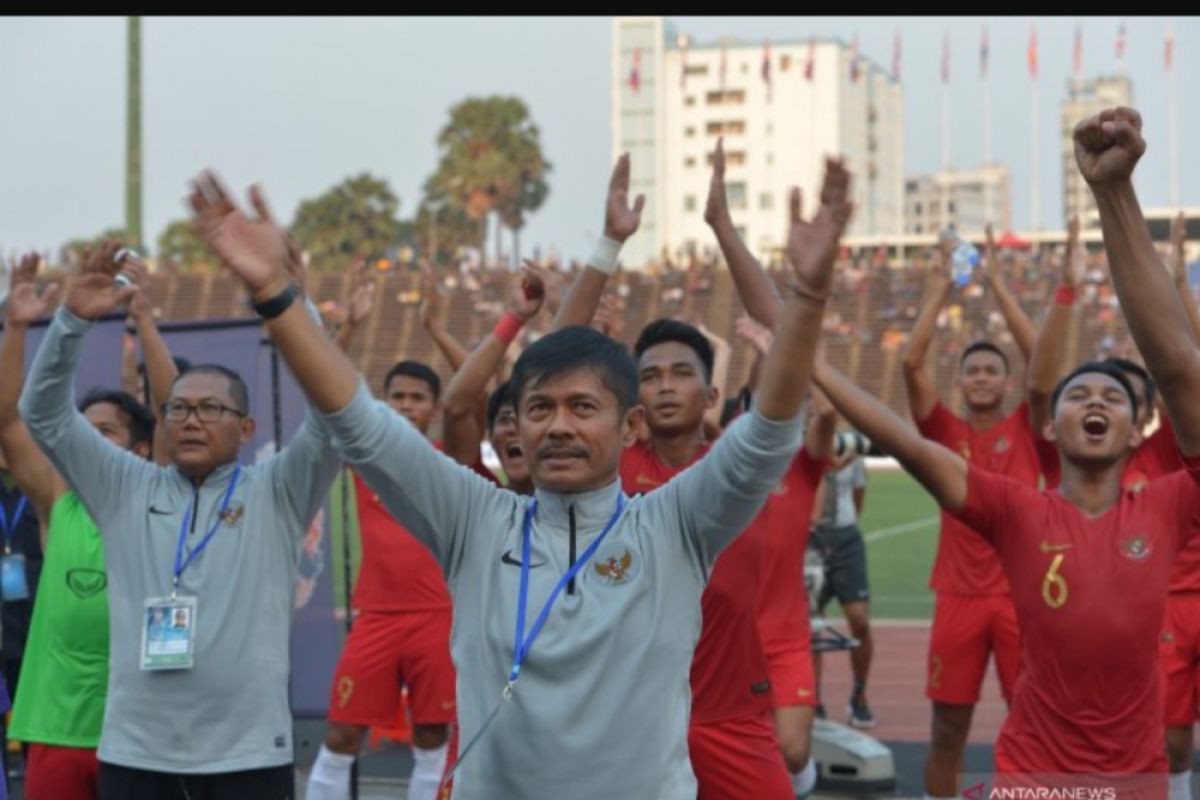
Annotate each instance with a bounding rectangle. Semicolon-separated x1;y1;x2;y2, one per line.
0;16;1194;263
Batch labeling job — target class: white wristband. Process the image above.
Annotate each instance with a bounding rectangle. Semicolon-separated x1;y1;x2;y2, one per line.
588;236;623;275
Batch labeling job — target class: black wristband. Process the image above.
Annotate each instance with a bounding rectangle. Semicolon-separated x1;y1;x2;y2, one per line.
252;283;300;319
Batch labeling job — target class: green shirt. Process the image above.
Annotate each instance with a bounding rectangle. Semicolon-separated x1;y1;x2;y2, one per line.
9;491;108;747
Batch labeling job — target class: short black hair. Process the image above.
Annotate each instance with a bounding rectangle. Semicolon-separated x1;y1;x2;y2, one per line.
79;388;155;446
174;364;250;414
510;326;638;415
487;380;515;431
959;341;1009;373
384;360;441;401
1104;357;1156;412
1050;361;1139;422
633;318;715;384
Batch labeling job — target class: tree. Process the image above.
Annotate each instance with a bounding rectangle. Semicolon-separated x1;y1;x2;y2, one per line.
156;219;216;270
58;227;128;270
423;96;551;266
290;173;404;271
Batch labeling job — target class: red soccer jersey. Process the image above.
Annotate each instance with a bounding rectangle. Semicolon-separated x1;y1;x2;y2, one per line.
917;401;1041;595
1037;416;1200;592
953;461;1200;773
351;440;455;612
620;439;773;725
753;449;825;649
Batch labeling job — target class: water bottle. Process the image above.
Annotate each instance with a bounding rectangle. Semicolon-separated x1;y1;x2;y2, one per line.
941;226;980;287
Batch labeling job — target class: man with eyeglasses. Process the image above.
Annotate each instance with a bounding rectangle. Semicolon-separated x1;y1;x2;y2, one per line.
18;239;341;800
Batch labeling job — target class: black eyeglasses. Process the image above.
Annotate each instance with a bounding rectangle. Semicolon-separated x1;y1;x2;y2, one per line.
162;400;246;424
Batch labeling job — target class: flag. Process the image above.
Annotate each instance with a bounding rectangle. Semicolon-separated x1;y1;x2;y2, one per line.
1115;22;1127;68
805;39;815;81
892;30;901;81
629;47;641;93
849;34;859;83
762;39;771;87
1028;25;1038;79
980;25;989;78
1073;24;1083;76
941;32;949;84
1166;22;1175;72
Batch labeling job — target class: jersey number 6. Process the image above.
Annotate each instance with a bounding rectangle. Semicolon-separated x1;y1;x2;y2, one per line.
1041;554;1068;610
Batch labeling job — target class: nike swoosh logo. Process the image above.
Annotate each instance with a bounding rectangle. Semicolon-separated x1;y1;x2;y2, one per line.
635;474;660;487
501;550;546;568
149;506;174;515
796;688;812;697
1040;541;1074;553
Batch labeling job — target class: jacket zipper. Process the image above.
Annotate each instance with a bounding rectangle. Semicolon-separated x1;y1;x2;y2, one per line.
568;505;577;595
189;484;200;535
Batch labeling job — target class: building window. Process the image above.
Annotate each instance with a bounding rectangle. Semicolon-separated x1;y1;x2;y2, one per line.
781;54;791;71
705;89;745;105
685;96;696;106
766;152;773;165
685;64;709;77
706;120;746;136
727;182;747;210
684;195;697;213
948;201;956;213
684;156;696;167
760;192;773;210
914;202;922;214
706;150;745;166
684;126;696;137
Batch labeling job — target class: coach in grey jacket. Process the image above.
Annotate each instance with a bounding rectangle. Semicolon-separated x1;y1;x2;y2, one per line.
190;156;853;799
19;241;340;798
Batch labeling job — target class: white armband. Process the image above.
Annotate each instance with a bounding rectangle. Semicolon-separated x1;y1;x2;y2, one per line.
587;236;623;275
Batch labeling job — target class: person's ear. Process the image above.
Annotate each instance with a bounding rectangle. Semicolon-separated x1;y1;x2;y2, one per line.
240;416;257;445
621;405;646;448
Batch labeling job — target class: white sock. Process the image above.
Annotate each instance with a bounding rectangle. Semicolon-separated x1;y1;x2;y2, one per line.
306;744;355;800
792;758;818;797
408;742;449;800
1170;771;1193;800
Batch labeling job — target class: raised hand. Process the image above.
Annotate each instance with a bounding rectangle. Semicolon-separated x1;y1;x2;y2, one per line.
510;265;545;322
418;265;444;332
347;259;376;325
603;153;646;243
1064;215;1084;287
64;240;138;321
189;172;294;295
1172;211;1189;285
1073;106;1146;186
591;292;624;339
785;157;854;301
521;260;565;317
703;137;728;228
735;313;775;355
5;252;59;327
978;223;998;284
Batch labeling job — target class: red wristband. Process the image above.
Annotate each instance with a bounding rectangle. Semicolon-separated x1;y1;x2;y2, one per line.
1055;285;1077;306
493;312;524;345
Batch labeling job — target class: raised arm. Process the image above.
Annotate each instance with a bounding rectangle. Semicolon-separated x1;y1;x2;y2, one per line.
189;173;515;571
805;385;837;461
704;137;782;328
124;257;179;466
17;242;156;526
1170;211;1200;345
981;224;1037;362
442;268;543;468
1027;216;1082;434
418;266;471;372
551;154;644;330
0;254;66;541
1076;107;1200;456
334;259;377;353
814;357;967;510
660;158;853;561
901;250;952;422
696;321;731;436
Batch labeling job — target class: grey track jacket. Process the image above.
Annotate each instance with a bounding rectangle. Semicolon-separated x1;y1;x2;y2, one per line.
323;379;805;799
19;306;341;773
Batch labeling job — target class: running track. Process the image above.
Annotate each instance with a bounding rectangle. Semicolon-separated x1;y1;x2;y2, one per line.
817;619;1006;744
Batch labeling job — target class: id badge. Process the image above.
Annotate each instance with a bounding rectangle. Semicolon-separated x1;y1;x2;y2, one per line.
141;596;197;671
0;554;28;601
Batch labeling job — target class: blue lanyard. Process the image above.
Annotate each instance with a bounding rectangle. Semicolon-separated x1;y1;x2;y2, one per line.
508;493;626;687
174;466;241;597
0;495;27;555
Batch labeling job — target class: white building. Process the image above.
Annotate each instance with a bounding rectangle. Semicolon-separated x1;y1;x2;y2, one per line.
904;165;1011;236
612;16;905;269
1061;76;1133;227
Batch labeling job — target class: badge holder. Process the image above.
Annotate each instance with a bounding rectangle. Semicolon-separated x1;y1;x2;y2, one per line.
0;552;27;601
141;595;198;671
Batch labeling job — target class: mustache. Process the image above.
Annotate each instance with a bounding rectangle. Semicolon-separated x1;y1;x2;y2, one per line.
536;444;588;459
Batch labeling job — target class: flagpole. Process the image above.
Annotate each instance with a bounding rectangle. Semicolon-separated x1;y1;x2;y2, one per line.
1169;25;1179;209
1031;80;1040;232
